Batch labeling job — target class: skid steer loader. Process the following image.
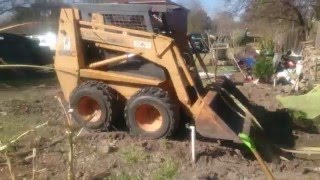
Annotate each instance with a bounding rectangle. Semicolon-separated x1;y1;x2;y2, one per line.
54;2;249;142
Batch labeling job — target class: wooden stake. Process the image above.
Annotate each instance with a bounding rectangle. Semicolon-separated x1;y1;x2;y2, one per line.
251;150;275;180
55;97;75;180
5;152;15;180
32;148;37;180
239;133;274;180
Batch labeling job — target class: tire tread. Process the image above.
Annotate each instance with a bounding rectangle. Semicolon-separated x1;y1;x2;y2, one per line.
70;80;114;130
124;87;178;138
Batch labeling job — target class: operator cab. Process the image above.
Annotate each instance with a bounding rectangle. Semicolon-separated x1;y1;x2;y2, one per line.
74;2;191;81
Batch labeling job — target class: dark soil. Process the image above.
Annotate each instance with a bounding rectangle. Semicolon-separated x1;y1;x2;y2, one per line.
0;74;320;179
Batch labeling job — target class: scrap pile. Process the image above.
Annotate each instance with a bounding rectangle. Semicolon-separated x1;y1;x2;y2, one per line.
277;40;320;120
274;51;303;92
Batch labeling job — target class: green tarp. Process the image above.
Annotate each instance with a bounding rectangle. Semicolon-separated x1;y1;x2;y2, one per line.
277;86;320;120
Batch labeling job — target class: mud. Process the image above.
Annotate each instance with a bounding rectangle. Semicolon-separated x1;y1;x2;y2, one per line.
0;74;320;179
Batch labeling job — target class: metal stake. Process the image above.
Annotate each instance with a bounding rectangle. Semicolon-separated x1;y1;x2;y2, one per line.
187;125;196;163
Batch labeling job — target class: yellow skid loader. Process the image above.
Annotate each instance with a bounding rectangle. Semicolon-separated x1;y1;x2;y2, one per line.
54;2;249;142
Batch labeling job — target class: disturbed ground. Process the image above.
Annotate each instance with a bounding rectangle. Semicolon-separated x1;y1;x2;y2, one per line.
0;72;320;180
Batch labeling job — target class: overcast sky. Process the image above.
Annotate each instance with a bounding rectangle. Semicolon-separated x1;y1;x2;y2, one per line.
173;0;227;16
199;0;225;13
73;0;228;15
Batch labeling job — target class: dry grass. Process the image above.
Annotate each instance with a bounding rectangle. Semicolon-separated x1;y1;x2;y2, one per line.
152;158;178;180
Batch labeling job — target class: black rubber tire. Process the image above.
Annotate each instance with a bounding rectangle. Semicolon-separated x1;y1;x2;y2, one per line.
125;87;179;139
69;81;113;130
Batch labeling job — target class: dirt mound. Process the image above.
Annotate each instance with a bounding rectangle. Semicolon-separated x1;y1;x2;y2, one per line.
0;79;320;179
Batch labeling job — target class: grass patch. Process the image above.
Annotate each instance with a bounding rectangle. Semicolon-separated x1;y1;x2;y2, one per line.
152;158;178;180
120;146;146;165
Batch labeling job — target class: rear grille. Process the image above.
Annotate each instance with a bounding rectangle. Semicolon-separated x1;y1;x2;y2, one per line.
104;14;147;31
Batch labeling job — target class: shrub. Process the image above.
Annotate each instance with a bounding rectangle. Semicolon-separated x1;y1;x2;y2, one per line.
253;56;274;83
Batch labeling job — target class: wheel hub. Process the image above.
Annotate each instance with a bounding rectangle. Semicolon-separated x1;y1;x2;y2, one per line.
135;104;163;132
77;96;102;122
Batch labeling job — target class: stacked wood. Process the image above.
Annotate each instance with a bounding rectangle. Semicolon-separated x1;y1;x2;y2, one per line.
301;41;320;83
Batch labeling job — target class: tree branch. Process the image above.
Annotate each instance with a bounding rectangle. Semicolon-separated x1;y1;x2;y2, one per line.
0;7;15;16
0;0;11;4
281;1;306;26
254;14;299;23
0;2;28;16
270;16;300;23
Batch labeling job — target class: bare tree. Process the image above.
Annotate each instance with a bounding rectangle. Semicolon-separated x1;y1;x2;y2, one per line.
175;0;213;33
0;1;16;24
227;0;320;40
213;12;235;36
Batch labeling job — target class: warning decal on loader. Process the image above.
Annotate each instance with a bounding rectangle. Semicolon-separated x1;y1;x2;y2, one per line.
133;40;152;49
63;37;71;51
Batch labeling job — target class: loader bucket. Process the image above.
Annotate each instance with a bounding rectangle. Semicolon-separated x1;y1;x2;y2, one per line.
195;78;251;143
